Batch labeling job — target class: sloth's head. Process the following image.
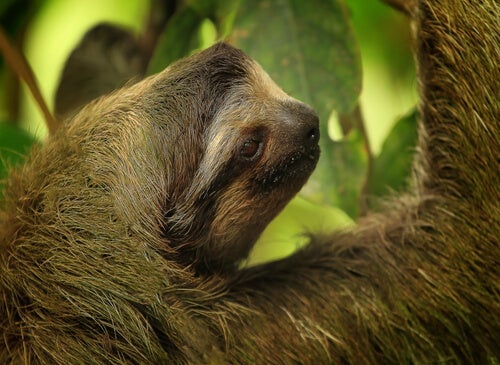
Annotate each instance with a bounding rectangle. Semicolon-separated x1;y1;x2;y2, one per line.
63;42;319;273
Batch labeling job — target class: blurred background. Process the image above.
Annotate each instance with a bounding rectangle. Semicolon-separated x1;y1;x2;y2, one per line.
0;0;417;264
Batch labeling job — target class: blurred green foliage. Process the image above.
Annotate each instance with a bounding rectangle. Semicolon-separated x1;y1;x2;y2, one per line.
0;121;35;192
370;109;418;197
0;0;418;262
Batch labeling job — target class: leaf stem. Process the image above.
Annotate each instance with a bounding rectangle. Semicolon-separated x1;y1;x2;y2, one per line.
0;26;57;135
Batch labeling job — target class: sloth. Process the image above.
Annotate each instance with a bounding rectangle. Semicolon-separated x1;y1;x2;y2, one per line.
1;41;321;363
0;0;498;364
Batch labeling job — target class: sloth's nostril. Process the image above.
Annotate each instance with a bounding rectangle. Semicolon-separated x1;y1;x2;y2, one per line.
306;126;319;144
289;102;320;146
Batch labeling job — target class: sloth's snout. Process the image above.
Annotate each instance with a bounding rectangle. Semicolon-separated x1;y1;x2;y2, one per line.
288;102;320;149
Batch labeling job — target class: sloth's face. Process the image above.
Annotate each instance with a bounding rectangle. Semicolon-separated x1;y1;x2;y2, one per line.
152;43;320;272
31;43;316;275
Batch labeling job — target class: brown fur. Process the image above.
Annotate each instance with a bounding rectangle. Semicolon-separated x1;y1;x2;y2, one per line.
1;0;499;363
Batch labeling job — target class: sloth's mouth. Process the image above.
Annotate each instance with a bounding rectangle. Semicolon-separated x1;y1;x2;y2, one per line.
257;144;320;190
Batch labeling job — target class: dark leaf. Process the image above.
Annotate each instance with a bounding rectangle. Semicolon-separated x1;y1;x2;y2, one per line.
327;129;367;218
147;6;204;74
0;0;43;38
369;109;418;196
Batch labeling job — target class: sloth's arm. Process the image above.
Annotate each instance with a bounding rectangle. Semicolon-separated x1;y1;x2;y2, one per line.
215;1;499;363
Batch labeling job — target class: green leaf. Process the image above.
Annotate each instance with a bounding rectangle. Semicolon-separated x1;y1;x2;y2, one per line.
326;129;367;218
230;0;361;118
0;0;16;18
185;0;217;18
0;122;35;186
147;6;204;75
248;196;353;265
229;0;362;207
369;109;418;197
0;0;44;36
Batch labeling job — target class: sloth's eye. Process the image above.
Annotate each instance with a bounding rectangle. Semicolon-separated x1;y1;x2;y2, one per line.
241;139;261;159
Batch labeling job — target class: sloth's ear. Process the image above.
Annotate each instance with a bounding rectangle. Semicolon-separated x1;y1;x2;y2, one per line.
54;23;147;120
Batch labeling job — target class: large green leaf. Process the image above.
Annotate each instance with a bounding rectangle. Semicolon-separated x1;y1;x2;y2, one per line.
0;122;35;188
230;0;360;117
229;0;363;207
369;109;418;197
327;128;367;218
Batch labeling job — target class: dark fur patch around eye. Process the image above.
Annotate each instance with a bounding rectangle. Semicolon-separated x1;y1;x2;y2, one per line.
241;139;261;159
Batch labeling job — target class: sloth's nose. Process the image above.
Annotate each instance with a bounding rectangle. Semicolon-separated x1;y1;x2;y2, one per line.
304;116;320;147
290;102;320;147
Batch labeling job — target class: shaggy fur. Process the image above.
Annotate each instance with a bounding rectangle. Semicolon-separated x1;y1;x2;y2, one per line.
1;0;498;363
